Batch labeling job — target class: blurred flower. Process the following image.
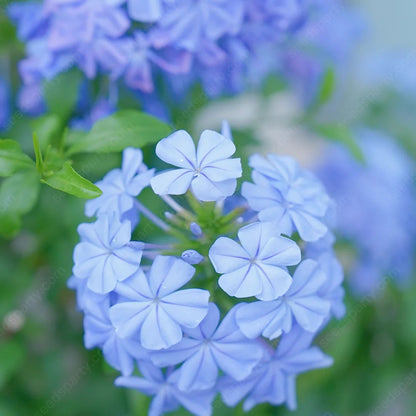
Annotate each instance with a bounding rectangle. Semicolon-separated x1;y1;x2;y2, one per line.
316;129;416;295
0;77;10;131
9;0;362;116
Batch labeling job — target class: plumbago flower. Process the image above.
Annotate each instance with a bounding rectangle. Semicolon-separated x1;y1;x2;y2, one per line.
69;123;345;415
8;0;361;117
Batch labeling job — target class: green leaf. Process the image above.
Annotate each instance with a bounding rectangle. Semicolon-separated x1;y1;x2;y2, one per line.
0;171;40;215
43;69;82;119
0;139;35;177
31;114;63;151
316;68;336;108
0;212;21;239
32;133;44;174
41;161;102;199
313;124;365;163
0;341;25;388
67;110;172;155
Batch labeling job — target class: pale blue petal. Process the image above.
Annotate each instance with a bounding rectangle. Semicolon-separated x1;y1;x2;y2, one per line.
150;337;201;367
289;209;328;242
177;348;218;391
110;301;152;338
255;263;293;300
155;130;196;169
151;169;194;195
162;289;210;328
141;305;183;350
209;237;249;273
196;129;236;167
236;300;283;339
147;256;194;297
202;158;242;181
121;147;143;181
218;265;262;298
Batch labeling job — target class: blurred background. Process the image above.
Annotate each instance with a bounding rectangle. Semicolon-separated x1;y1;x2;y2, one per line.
0;0;415;415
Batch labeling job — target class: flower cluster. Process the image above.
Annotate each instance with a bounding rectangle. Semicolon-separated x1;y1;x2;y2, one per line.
69;123;345;415
315;129;416;295
9;0;360;119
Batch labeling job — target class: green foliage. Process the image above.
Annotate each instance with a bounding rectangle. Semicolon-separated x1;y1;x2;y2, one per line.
0;109;170;237
312;123;365;163
0;340;26;389
316;68;336;108
67;110;172;155
41;161;102;199
0;140;35;177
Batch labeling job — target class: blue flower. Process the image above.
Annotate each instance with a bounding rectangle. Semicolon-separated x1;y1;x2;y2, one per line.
7;1;47;41
115;362;215;416
235;260;331;339
315;129;416;295
219;326;333;411
151;129;242;201
85;147;154;225
242;154;330;242
109;256;210;350
72;215;143;294
209;221;301;300
83;296;149;376
118;31;191;93
150;0;244;52
151;303;263;391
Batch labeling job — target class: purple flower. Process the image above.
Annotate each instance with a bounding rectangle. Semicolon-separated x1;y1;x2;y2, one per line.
115;362;215;416
72;215;143;294
109;256;210;350
242;154;330;242
151;129;242;201
151;303;263;391
235;260;331;339
209;221;301;300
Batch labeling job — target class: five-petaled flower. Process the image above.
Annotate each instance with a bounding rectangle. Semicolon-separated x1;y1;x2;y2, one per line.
209;221;301;300
151;129;242;201
110;256;210;350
